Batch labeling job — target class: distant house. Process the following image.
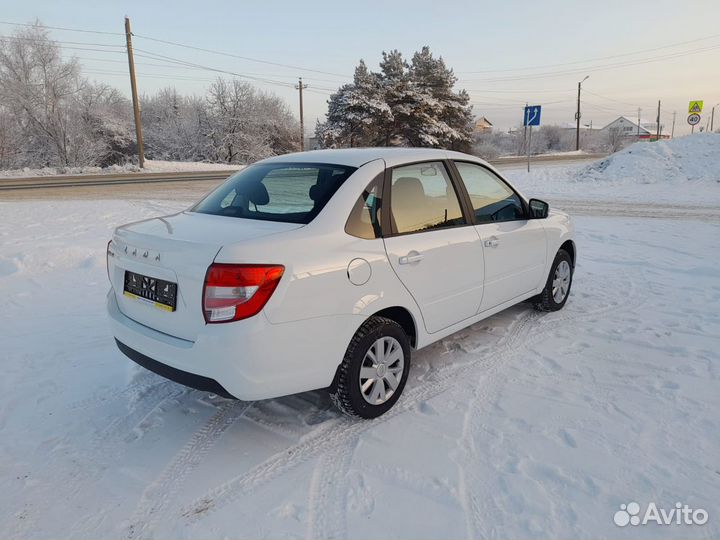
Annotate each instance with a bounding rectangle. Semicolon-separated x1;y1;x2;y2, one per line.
560;121;600;131
473;117;493;134
600;116;669;140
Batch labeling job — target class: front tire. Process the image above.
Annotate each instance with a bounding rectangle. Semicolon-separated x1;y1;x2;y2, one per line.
330;316;411;419
534;249;573;312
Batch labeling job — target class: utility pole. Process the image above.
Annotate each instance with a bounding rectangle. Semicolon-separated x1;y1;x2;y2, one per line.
671;112;676;138
124;17;144;168
637;107;641;139
295;77;308;151
575;76;589;151
711;106;716;132
656;100;661;141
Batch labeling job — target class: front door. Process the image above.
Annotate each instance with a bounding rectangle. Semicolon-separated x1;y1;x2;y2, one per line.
383;161;484;334
452;161;547;311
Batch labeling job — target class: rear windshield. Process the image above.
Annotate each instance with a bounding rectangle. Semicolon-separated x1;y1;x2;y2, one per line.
191;162;358;224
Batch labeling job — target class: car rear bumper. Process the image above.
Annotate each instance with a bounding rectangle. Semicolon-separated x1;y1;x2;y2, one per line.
107;289;361;400
115;339;236;399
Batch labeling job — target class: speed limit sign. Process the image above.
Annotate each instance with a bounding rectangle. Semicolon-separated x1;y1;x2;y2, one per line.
687;113;701;125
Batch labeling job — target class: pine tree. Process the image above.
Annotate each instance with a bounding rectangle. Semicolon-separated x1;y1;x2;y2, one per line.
409;46;474;151
317;46;473;150
317;61;391;147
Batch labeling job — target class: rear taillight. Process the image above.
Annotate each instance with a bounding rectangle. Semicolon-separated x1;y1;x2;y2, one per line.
203;263;285;323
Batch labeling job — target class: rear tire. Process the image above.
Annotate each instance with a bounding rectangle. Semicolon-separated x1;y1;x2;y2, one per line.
330;316;411;419
534;249;573;312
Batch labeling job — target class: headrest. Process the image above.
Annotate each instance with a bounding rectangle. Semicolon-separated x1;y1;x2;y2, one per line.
245;182;269;206
393;177;425;203
309;183;324;202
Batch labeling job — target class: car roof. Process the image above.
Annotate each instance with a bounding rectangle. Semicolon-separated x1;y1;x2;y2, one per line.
257;147;490;169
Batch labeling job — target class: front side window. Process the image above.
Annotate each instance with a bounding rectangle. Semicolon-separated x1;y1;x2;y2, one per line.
390;161;465;235
192;163;357;224
454;162;525;223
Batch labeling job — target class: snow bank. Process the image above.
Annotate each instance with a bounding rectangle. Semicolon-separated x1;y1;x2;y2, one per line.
578;132;720;186
503;133;720;206
0;159;242;178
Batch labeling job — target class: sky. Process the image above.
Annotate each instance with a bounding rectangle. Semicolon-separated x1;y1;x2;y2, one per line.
2;0;720;136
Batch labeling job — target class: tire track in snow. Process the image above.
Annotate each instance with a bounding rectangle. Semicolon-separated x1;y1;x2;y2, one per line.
175;270;641;527
176;308;541;524
457;270;647;538
127;399;254;539
65;383;187;538
304;437;357;539
68;371;159;411
90;381;184;448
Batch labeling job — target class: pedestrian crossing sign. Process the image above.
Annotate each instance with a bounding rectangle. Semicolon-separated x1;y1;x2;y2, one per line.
688;100;703;114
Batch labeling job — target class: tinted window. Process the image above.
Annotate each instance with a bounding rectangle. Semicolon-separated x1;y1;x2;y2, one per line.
454;162;525;223
345;174;383;239
390;161;465;235
192;163;357;224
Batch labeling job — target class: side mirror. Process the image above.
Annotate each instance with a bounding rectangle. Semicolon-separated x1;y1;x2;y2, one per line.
529;198;549;219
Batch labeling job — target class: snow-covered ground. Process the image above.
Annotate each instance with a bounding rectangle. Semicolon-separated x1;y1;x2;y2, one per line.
1;136;719;539
503;133;720;207
0;159;241;178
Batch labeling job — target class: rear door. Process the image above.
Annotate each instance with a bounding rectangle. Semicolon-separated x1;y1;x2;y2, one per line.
383;161;484;334
451;161;546;311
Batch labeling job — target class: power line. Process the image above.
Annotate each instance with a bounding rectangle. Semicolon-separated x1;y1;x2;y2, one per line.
132;33;351;80
0;38;126;55
0;19;123;36
457;32;720;74
73;54;341;83
133;48;301;88
460;43;720;82
0;31;340;92
0;19;351;82
83;68;216;82
0;34;123;48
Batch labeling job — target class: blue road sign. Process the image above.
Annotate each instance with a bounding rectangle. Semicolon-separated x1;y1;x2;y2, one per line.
523;105;542;127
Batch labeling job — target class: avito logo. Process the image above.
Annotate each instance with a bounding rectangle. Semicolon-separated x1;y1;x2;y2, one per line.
614;502;708;527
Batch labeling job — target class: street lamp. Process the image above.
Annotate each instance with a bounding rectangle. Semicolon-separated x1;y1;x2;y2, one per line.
575;75;589;151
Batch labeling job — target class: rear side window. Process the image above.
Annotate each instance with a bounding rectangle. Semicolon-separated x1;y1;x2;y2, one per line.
345;174;383;239
389;161;465;235
192;163;357;224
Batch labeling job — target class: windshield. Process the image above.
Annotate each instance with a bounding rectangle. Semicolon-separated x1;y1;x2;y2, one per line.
191;162;358;224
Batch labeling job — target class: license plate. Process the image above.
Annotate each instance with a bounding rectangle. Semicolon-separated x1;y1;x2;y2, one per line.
123;271;177;312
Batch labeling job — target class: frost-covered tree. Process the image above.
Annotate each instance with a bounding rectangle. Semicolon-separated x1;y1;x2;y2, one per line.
606;126;627;152
0;23;134;168
0;23;301;170
316;47;473;150
143;88;210;162
318;61;391;147
142;81;299;165
407;46;474;150
205;78;299;163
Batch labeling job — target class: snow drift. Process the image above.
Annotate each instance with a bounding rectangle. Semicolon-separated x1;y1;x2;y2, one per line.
578;132;720;186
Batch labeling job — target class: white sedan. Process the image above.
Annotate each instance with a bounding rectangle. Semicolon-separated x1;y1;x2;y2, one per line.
107;148;575;418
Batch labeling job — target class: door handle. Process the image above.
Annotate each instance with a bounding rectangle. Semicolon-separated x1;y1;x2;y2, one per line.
399;251;424;265
484;237;500;248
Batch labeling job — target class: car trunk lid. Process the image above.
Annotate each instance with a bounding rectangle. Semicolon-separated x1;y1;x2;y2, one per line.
109;211;302;341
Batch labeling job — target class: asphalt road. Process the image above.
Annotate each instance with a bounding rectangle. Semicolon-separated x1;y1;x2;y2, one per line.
0;154;606;201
